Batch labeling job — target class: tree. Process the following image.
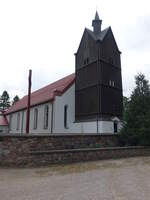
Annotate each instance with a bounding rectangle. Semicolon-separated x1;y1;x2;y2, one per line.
12;95;19;105
119;73;150;146
123;96;129;112
0;90;10;111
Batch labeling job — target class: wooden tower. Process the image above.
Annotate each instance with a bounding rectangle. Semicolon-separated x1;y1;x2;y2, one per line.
75;11;123;122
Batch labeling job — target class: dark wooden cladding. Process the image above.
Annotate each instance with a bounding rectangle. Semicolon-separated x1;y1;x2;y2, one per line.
76;30;98;69
100;86;123;117
76;61;98;90
100;61;122;89
100;29;121;67
76;86;99;117
75;24;123;122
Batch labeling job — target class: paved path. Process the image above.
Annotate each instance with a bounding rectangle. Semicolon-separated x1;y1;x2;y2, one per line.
1;157;150;200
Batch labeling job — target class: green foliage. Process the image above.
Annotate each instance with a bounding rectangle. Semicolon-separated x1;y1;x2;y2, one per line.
12;95;20;105
0;90;10;111
119;73;150;146
123;96;129;110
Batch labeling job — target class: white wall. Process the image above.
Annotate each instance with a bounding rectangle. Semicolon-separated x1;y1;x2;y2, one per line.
53;84;76;133
7;102;52;134
6;83;122;134
0;125;8;134
53;84;122;134
30;103;52;134
98;121;113;133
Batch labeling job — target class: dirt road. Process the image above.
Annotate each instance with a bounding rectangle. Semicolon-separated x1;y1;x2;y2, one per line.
1;157;150;200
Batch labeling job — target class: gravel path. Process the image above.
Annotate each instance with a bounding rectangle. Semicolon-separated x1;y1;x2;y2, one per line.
1;157;150;200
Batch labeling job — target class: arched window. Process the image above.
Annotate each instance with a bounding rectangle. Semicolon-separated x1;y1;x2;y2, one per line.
64;105;68;129
44;105;49;129
16;112;20;130
34;108;38;129
9;114;12;131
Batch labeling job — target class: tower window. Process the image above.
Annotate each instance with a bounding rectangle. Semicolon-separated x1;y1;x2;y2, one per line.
44;105;49;129
86;57;89;64
109;80;115;87
109;80;112;86
83;57;89;65
34;108;38;129
64;105;68;129
109;57;114;64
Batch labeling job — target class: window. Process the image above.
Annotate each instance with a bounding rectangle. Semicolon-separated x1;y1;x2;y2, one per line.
9;114;12;131
109;80;112;86
64;105;68;129
114;121;118;133
16;112;20;130
109;80;115;87
86;57;89;64
109;57;113;64
34;108;38;129
83;57;89;65
44;105;49;129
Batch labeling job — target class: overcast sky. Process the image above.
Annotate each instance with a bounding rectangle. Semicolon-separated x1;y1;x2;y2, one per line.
0;0;150;100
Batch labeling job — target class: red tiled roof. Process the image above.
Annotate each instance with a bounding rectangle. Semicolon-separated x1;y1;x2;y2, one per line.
6;73;75;114
0;114;8;126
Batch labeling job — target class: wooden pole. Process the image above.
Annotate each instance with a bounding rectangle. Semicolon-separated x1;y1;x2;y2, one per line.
26;70;32;134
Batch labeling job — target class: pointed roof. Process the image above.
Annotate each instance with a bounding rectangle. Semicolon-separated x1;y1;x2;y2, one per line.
5;73;75;114
95;11;100;20
84;26;120;52
86;27;110;41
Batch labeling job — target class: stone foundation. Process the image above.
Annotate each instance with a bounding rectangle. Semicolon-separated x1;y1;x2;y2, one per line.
0;134;150;167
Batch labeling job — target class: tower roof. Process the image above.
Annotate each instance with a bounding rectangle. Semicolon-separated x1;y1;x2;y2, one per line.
92;11;102;34
95;11;100;20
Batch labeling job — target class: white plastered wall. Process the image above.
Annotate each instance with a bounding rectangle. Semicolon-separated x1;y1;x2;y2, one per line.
7;102;52;134
53;84;97;133
0;125;8;133
53;84;122;134
6;83;122;134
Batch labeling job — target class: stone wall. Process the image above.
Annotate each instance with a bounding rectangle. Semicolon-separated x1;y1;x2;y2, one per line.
0;134;150;167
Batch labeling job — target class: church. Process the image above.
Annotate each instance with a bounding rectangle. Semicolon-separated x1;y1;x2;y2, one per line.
1;11;123;134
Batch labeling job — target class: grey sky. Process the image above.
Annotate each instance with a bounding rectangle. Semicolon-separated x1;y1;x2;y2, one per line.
0;0;150;99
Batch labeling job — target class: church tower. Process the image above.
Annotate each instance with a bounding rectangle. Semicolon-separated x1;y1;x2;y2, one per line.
75;11;123;123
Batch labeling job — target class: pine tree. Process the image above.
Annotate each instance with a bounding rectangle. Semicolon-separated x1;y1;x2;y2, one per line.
12;95;19;105
0;91;10;111
120;73;150;146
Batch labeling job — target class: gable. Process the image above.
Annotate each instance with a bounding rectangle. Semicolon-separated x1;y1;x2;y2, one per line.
102;27;120;53
76;28;98;69
101;28;121;67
